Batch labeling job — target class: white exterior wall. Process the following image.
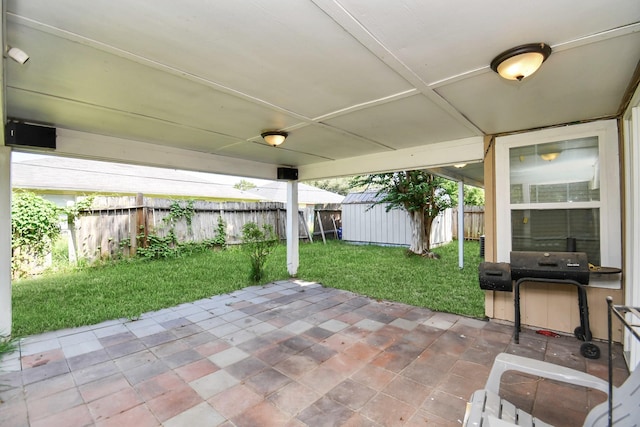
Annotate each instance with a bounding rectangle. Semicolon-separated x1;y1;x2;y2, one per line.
624;92;640;370
342;203;452;247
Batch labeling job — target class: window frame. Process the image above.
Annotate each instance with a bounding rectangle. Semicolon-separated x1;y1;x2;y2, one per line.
495;120;621;289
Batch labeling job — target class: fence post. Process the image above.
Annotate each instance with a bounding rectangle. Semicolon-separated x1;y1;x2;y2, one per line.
136;193;148;251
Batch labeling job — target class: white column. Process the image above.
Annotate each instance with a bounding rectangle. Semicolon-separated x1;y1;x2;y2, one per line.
286;180;299;276
0;147;12;335
625;105;640;369
458;180;464;269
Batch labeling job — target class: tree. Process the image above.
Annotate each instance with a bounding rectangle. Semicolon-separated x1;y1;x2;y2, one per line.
304;177;354;196
234;179;257;191
352;171;452;256
440;180;485;206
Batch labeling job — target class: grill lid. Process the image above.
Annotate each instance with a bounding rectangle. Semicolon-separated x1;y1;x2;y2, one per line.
510;251;590;285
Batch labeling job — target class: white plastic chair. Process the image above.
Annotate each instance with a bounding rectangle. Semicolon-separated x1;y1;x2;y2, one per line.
463;352;639;426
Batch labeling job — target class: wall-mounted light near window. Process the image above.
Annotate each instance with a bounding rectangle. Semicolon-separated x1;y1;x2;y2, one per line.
261;131;288;147
453;163;467;168
540;152;560;161
491;43;551;81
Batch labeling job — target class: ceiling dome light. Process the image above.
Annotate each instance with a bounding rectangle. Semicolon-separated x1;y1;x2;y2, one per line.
261;131;288;147
540;152;560;161
491;43;551;81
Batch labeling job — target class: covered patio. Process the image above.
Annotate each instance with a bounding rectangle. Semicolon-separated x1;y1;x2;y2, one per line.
0;281;629;426
1;1;640;425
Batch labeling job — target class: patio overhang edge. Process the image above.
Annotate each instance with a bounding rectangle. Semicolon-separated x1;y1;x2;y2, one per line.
297;136;484;180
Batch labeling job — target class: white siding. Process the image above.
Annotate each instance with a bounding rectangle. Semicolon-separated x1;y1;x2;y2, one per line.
343;202;452;247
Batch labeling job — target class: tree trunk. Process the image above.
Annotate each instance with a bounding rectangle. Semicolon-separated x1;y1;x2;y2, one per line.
409;209;428;254
408;209;438;255
423;214;434;252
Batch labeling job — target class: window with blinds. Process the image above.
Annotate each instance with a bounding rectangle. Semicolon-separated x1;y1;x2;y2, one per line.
508;137;601;264
496;121;621;288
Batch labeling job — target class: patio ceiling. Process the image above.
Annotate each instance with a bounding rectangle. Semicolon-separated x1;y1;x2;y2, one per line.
3;1;640;184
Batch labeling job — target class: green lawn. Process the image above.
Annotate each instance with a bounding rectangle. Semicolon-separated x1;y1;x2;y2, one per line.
11;240;484;337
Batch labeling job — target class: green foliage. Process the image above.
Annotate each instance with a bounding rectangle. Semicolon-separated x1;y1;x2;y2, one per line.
439;180;485;206
241;222;279;283
234;179;257;191
0;335;17;353
11;191;62;278
136;230;180;260
352;171;452;216
304;177;355;196
136;213;227;260
164;200;195;232
212;216;227;248
61;195;95;224
0;334;18;371
351;171;453;254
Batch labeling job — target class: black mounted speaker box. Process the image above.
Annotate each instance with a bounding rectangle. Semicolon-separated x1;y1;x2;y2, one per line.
5;122;56;150
277;167;298;181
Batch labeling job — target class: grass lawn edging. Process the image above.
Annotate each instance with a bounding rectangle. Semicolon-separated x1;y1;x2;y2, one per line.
11;240;484;337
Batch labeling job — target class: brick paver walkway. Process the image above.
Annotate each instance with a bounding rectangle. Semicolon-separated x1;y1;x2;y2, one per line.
0;280;628;426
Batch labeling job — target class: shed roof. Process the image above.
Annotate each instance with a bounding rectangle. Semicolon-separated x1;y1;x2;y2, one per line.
342;191;386;204
11;156;264;202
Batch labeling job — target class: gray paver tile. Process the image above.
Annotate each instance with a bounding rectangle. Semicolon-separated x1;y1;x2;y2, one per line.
190;370;239;399
354;319;385;332
208;347;249;368
164;401;225;427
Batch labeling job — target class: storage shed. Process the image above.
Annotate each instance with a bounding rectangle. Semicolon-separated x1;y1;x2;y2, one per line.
341;191;452;247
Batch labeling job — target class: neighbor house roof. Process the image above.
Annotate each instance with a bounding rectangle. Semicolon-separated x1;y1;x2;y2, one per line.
11;156;264;202
247;181;344;205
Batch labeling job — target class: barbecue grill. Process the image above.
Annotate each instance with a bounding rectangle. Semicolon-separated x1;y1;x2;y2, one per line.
479;251;600;359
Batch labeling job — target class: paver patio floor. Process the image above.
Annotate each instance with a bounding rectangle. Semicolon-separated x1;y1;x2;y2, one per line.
0;280;629;426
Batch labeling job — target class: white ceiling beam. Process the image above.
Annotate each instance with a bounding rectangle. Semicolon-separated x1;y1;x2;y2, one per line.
51;128;279;181
299;136;484;180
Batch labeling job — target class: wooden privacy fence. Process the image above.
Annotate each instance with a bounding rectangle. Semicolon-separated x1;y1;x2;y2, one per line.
452;205;485;240
74;195;310;261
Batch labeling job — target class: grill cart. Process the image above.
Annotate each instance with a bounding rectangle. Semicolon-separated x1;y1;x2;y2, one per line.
480;251;604;359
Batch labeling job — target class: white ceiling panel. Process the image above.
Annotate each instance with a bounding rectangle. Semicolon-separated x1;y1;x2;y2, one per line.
214;139;329;167
323;94;479;149
2;1;639;183
436;31;640;135
7;89;242;153
337;0;640;84
6;25;301;141
217;124;391;165
8;0;414;119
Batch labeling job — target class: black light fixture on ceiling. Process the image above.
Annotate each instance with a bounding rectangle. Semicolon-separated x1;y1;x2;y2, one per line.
490;43;551;81
261;130;288;147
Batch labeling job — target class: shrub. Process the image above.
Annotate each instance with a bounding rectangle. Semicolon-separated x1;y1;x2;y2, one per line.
241;222;278;283
11;191;61;278
136;230;180;260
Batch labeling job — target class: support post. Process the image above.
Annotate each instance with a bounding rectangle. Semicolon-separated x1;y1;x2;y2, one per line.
135;193;148;252
0;146;12;335
458;180;464;269
286;181;299;276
